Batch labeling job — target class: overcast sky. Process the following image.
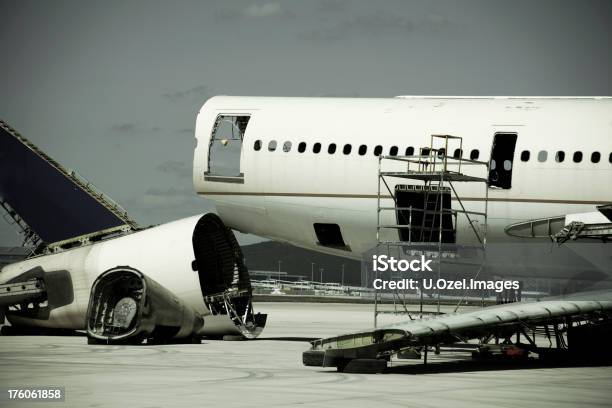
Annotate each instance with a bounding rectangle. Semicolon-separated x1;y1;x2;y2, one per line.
1;0;611;246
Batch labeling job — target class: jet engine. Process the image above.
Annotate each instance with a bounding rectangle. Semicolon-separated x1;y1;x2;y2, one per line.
86;267;203;344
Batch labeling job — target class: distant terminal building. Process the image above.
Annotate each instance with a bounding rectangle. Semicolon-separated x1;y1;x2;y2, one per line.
250;270;306;282
0;247;28;269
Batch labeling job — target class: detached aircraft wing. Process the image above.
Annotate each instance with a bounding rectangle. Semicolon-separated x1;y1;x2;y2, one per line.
303;291;612;371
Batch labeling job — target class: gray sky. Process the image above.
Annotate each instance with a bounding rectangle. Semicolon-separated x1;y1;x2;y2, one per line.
1;0;611;246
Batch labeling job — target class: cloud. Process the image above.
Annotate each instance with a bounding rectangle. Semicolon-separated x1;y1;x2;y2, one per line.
316;0;347;13
110;123;166;136
298;11;461;43
214;2;293;20
124;188;259;245
128;186;200;212
298;13;413;42
421;13;458;34
111;123;137;133
124;187;263;245
145;186;194;197
155;160;192;179
123;186;211;226
244;2;283;18
162;85;212;102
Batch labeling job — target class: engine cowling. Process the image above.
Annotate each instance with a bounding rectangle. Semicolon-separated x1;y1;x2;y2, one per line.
86;266;204;344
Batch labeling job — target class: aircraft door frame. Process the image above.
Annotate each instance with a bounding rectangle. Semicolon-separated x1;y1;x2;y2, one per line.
488;132;518;189
205;114;250;183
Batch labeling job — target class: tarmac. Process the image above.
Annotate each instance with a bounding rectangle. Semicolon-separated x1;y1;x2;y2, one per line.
1;302;611;408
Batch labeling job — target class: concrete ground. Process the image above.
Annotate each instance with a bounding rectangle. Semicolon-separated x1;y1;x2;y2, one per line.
1;302;611;408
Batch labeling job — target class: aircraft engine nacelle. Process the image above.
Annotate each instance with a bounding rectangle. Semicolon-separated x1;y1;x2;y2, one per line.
86;266;203;344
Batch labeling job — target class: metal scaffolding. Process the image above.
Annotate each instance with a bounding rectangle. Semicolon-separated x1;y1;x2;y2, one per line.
374;134;490;326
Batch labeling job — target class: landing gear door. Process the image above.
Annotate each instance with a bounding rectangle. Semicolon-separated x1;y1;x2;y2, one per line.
488;133;517;189
206;115;250;182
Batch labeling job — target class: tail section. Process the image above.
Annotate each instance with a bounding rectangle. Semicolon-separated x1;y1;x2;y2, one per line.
0;120;138;252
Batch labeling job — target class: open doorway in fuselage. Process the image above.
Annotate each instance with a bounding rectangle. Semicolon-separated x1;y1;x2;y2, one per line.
206;115;250;182
488;133;517;189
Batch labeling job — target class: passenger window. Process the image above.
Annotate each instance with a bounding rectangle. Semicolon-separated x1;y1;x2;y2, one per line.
609;152;612;163
453;148;462;158
389;146;398;156
591;151;601;163
328;143;336;154
343;144;352;155
421;147;431;156
406;146;414;156
358;145;367;155
520;150;530;161
374;145;383;156
437;148;446;157
298;142;306;153
555;151;565;162
538;151;547;162
573;151;583;163
470;149;479;160
313;143;321;154
283;141;292;152
254;140;262;151
268;140;277;152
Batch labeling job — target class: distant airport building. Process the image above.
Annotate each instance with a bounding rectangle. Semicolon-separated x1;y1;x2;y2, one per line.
249;270;306;282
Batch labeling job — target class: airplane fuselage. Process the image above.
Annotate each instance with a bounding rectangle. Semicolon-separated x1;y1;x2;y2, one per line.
194;96;612;259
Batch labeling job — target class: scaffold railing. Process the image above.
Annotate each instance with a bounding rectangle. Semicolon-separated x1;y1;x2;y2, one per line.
374;134;490;325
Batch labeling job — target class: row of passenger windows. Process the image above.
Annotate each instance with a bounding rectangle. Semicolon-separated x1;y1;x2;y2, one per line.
253;139;612;164
254;140;483;159
520;150;609;163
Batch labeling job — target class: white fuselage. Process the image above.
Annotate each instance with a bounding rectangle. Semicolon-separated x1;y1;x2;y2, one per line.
1;216;208;329
193;96;612;259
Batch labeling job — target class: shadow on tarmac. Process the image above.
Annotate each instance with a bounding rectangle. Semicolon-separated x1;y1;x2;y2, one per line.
385;356;612;375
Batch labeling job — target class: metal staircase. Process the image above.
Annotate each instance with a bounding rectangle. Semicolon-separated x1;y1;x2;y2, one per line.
0;199;41;253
